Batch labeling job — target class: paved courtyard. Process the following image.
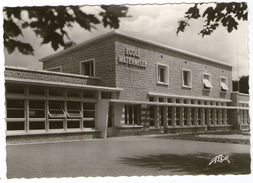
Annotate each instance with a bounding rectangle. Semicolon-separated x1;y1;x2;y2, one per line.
7;135;250;178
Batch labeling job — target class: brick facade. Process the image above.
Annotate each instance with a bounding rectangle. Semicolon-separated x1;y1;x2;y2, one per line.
114;36;232;101
42;36;116;87
40;31;232;101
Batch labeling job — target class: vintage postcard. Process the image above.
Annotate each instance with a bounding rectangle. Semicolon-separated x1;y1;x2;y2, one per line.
1;0;251;182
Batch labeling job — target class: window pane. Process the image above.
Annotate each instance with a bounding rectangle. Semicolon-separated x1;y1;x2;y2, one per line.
49;88;64;96
29;121;45;130
8;110;24;118
83;120;95;128
83;91;96;98
30;100;44;109
183;71;188;86
7;99;25;118
29;86;45;95
83;111;95;118
49;101;64;109
159;67;165;82
67;90;80;98
101;92;112;99
67;120;80;129
83;103;95;110
7;121;25;130
6;84;25;94
85;62;91;76
7;99;24;108
49;120;63;129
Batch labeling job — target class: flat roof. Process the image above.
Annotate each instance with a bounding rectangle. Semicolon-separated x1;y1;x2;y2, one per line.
39;30;233;68
5;66;123;92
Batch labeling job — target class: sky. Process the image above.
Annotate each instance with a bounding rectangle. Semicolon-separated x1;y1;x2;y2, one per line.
4;3;249;80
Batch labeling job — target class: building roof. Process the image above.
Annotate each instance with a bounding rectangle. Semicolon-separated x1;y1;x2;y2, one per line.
5;66;123;92
39;30;233;67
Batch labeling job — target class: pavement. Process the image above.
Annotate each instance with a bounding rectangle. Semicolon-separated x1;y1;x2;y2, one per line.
6;135;251;178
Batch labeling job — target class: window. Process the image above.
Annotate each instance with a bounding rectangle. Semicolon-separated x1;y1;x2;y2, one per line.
29;100;45;118
80;59;95;77
157;64;169;84
48;101;66;118
101;92;112;99
83;90;96;99
83;102;95;128
29;86;45;96
182;69;192;88
7;99;25;131
66;102;82;118
203;73;212;90
67;90;81;98
6;83;25;95
46;66;62;72
49;88;64;97
220;77;229;92
7;99;25;118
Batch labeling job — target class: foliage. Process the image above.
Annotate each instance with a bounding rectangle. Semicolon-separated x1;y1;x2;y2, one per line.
233;75;249;94
3;5;129;55
177;2;248;36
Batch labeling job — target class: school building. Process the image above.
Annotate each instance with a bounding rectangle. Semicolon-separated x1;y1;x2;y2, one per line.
5;31;250;139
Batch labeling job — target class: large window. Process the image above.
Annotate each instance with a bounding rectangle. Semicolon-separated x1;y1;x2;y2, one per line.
29;100;45;118
83;102;95;128
48;101;66;118
7;99;25;131
182;69;192;88
157;64;169;85
29;86;45;96
66;101;82;130
7;99;25;118
29;100;45;131
66;102;82;118
49;88;64;97
220;77;229;92
83;90;96;99
80;59;95;77
203;73;212;90
6;83;25;95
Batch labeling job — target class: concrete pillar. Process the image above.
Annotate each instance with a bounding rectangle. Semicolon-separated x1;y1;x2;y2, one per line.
136;105;142;125
25;86;29;132
186;99;191;126
222;102;227;125
154;97;160;128
217;102;222;126
211;102;217;126
45;88;49;131
243;110;248;125
179;99;184;127
163;106;169;128
206;101;211;127
95;100;110;139
171;98;176;127
200;101;205;126
193;100;198;126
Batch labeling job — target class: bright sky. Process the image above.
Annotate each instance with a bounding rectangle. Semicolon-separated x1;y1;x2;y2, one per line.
4;3;249;80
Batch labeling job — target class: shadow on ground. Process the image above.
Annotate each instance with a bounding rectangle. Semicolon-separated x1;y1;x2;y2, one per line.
151;134;250;144
118;152;250;175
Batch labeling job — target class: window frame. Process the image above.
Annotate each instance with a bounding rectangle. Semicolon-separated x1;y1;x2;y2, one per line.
80;58;95;77
182;68;192;88
156;63;169;85
203;73;212;90
66;101;83;118
45;66;62;72
220;76;229;93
